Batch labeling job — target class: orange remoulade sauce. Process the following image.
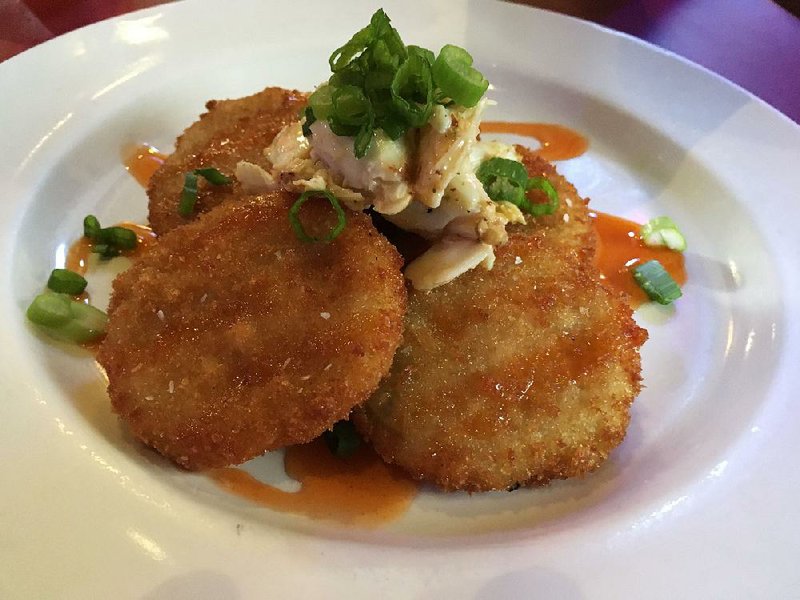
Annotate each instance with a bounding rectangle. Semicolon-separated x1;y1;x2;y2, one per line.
209;439;418;527
480;121;589;161
592;211;686;307
123;143;167;188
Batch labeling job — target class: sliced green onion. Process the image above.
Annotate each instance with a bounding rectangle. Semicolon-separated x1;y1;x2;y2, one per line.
83;214;101;239
194;168;232;186
309;85;335;122
390;51;434;127
332;85;372;126
47;269;87;295
640;216;687;252
476;158;559;217
289;190;347;243
329;23;375;72
321;9;491;151
632;260;682;305
353;120;374;159
525;177;559;217
26;292;71;327
431;44;489;108
26;292;108;343
83;215;138;257
104;226;137;250
178;171;199;217
369;9;405;58
301;106;316;137
91;243;120;259
476;157;529;188
408;45;435;66
178;168;231;217
323;420;361;458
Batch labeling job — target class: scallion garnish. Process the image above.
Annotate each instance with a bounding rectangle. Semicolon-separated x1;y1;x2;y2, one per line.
47;269;88;295
83;214;101;239
431;45;489;108
632;260;682;305
525;177;559;217
82;215;138;259
323;420;361;458
289;190;347;243
390;50;434;127
476;157;559;217
314;9;490;157
26;292;108;343
301;106;317;137
640;216;686;252
178;168;232;217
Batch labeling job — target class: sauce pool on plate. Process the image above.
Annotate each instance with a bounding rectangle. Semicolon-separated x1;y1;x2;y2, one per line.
66;222;157;276
209;439;418;527
592;211;687;307
123;143;167;187
480;122;589;161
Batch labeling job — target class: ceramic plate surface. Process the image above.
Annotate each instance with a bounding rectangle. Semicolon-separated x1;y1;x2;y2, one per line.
2;0;799;597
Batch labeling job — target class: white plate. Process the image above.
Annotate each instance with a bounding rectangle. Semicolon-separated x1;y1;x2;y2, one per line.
2;0;800;597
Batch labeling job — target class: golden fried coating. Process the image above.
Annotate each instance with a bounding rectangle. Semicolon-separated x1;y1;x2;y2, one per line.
353;154;647;491
98;193;406;470
147;87;306;235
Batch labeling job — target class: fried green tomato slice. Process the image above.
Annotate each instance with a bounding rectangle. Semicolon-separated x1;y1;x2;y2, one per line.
147;87;306;235
353;155;647;491
98;193;406;470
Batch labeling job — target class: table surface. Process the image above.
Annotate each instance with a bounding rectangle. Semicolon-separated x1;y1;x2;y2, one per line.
1;0;798;123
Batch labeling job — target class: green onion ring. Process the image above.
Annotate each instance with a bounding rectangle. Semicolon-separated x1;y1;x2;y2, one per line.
47;269;88;295
632;260;682;305
289;190;347;243
178;168;232;217
525;178;559;216
431;44;488;108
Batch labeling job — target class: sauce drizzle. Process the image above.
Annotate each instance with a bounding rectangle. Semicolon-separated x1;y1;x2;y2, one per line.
66;222;158;282
592;211;686;307
481;122;589;161
123;144;167;188
210;439;418;527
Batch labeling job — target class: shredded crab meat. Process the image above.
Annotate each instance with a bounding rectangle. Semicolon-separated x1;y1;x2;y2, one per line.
235;161;275;193
240;93;529;289
413;99;487;209
405;238;496;291
309;121;412;214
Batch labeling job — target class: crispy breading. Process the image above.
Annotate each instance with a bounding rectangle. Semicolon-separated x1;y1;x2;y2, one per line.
98;192;406;470
147;87;306;235
353;153;647;491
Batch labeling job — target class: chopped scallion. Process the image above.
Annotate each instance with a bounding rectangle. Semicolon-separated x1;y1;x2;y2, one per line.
476;157;559;217
288;190;347;243
318;10;489;154
178;168;232;217
632;260;682;305
82;215;138;259
525;177;559;217
302;106;317;137
83;215;101;239
26;292;108;343
47;269;87;295
194;167;232;186
431;45;489;108
323;420;361;458
640;216;686;252
390;50;434;127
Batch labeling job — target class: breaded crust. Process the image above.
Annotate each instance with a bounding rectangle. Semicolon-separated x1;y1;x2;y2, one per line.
98;192;406;470
147;87;306;235
353;153;647;491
